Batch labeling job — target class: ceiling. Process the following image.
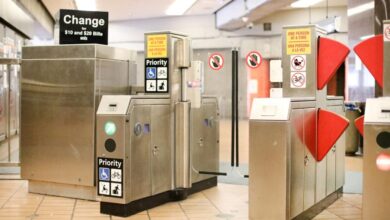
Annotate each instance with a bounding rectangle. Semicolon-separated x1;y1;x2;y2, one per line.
41;0;232;21
284;0;348;9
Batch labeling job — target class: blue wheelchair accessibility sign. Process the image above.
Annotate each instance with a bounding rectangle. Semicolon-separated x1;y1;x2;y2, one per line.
146;67;157;79
99;167;110;181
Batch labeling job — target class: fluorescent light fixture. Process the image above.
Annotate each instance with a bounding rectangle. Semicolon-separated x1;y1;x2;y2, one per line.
242;16;249;23
291;0;323;8
75;0;96;11
165;0;197;15
360;34;375;40
347;2;374;17
316;17;341;33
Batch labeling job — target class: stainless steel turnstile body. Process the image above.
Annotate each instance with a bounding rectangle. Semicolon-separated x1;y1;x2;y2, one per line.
96;32;219;217
249;25;348;220
21;45;136;200
363;98;390;220
96;95;219;206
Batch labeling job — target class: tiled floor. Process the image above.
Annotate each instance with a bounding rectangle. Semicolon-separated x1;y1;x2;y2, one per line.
0;179;362;220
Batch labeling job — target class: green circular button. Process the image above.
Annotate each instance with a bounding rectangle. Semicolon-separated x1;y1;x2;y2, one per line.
104;121;116;136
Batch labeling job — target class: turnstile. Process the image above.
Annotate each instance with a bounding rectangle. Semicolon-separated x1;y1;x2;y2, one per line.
354;20;390;220
21;44;136;200
95;32;220;217
249;25;350;220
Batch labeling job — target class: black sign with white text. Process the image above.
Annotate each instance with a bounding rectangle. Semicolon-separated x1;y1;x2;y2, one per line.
145;58;169;93
97;157;123;198
59;9;108;45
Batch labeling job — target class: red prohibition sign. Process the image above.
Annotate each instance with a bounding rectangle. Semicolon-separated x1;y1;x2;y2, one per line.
291;72;306;88
208;53;224;71
291;55;306;71
246;51;262;69
385;26;390;40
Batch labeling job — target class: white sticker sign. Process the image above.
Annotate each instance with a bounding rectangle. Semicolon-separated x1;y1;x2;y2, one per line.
384;24;390;42
97;158;123;198
290;55;306;71
290;72;306;88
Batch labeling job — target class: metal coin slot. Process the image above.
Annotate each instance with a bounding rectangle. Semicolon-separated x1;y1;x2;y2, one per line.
134;123;143;136
377;131;390;149
105;138;116;152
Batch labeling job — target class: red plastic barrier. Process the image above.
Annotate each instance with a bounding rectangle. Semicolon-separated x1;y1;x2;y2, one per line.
317;109;350;161
354;35;384;88
317;37;350;90
355;115;364;137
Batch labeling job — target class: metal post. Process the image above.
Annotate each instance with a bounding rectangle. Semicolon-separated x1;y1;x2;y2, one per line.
231;50;236;167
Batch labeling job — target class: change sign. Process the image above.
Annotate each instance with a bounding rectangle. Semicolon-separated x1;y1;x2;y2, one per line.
59;9;108;45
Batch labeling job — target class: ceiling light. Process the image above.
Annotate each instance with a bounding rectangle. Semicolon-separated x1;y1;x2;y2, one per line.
347;2;374;17
75;0;96;11
242;16;249;23
165;0;197;15
291;0;323;8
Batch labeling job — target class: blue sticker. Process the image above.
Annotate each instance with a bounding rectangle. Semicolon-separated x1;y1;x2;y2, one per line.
146;67;157;79
99;167;110;181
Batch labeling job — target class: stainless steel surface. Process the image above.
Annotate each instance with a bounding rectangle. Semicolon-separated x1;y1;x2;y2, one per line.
363;124;390;220
384;20;390;96
29;180;96;200
151;105;172;194
21;45;133;199
0;58;20;65
175;102;191;189
249;120;290;220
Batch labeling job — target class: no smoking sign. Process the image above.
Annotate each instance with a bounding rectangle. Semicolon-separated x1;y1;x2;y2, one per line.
246;51;262;69
208;53;224;70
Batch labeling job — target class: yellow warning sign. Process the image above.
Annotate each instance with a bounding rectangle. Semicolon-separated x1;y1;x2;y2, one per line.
286;28;312;55
147;34;168;58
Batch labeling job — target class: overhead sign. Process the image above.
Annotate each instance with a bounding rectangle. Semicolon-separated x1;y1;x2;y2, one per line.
208;53;224;70
290;71;306;88
97;157;123;198
147;34;168;58
286;28;312;55
246;51;262;69
59;9;108;45
384;24;390;42
290;55;306;71
145;58;169;93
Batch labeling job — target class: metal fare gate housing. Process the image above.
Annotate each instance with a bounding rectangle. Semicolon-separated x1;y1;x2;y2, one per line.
249;25;350;220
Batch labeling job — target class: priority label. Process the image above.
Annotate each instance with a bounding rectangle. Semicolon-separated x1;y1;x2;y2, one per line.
384;24;390;42
97;157;123;198
290;72;306;88
208;53;224;70
290;55;306;71
246;51;262;69
145;58;169;93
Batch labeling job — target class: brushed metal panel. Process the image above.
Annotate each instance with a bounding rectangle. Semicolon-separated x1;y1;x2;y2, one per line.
290;109;305;219
21;59;96;186
363;125;390;220
130;105;151;201
175;102;191;189
151;105;172;194
384;20;390;96
200;101;219;180
303;108;316;210
22;45;136;61
326;147;336;196
190;107;203;183
249;121;290;220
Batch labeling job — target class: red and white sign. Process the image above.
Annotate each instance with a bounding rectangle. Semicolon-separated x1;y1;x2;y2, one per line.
208;53;224;70
290;55;306;71
384;24;390;42
290;72;306;88
246;51;262;69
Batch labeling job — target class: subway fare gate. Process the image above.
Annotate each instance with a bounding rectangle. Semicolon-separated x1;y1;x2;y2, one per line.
353;20;390;220
249;25;350;220
96;32;221;217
